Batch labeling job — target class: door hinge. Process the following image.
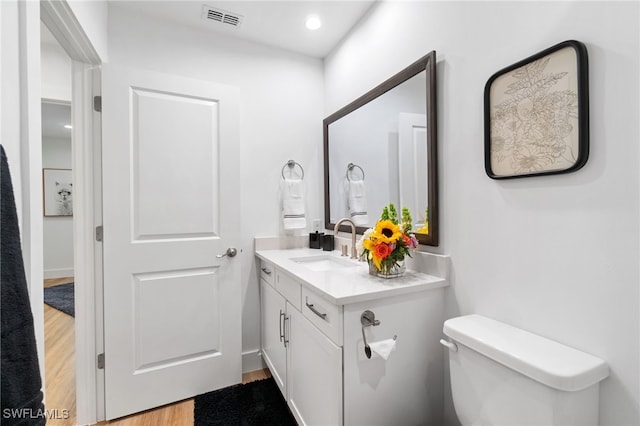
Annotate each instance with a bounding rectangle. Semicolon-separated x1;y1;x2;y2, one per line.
96;225;103;242
93;95;102;112
97;353;105;369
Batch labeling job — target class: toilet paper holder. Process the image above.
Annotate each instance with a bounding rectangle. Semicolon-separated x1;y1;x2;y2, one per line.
361;310;397;359
361;310;380;328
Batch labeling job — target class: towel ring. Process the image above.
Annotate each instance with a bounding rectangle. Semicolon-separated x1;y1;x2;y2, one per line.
346;163;365;182
282;160;304;180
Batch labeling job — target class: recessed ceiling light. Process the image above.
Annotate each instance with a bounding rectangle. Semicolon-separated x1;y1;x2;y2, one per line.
64;124;72;129
305;14;321;31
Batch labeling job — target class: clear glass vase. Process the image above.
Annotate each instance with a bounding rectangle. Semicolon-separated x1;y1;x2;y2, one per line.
369;260;406;279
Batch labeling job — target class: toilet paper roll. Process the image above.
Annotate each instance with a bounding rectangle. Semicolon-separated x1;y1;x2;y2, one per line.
369;338;397;360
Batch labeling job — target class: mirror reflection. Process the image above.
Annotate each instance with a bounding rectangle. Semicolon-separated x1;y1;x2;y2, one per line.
327;71;427;228
324;52;438;246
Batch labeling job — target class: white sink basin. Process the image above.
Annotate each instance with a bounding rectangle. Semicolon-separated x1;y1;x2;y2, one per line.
290;254;358;272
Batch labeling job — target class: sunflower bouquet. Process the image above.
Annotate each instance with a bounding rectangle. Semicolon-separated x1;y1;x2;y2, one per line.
357;204;418;276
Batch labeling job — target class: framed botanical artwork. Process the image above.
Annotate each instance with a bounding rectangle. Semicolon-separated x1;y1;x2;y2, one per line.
484;40;589;179
43;168;73;216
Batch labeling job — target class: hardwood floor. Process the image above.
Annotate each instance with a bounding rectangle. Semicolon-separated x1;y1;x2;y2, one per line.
97;369;271;426
44;277;75;288
43;277;271;425
44;277;76;426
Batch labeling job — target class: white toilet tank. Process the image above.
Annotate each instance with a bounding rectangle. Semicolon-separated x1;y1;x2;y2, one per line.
442;315;609;426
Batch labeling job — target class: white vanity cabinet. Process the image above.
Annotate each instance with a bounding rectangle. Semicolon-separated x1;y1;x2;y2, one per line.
287;307;342;425
260;261;342;425
257;248;449;426
259;279;288;395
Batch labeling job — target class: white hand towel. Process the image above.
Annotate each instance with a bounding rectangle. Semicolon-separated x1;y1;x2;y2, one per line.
281;178;306;230
348;180;368;226
369;338;397;361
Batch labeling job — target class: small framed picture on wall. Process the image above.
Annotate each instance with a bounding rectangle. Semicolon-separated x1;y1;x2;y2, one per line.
43;168;73;216
484;40;589;179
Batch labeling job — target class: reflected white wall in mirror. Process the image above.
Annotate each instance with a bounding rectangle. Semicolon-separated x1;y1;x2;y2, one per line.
327;71;425;227
41;101;75;278
324;51;438;246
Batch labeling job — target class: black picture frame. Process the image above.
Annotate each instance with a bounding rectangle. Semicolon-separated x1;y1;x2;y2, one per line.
484;40;589;179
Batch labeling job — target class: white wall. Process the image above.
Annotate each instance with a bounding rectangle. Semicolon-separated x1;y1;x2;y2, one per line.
325;1;639;425
42;136;74;278
2;1;24;233
41;38;72;101
1;0;46;386
42;26;74;279
106;3;325;369
66;0;108;62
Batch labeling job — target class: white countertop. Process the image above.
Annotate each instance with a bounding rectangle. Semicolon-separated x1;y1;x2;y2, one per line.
255;248;448;305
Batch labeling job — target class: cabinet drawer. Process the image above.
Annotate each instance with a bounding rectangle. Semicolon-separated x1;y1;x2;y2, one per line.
276;270;301;311
301;287;343;346
260;261;275;287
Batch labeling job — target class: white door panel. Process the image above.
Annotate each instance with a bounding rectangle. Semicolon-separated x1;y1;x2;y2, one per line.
102;64;241;419
398;113;427;224
131;88;219;239
133;268;221;370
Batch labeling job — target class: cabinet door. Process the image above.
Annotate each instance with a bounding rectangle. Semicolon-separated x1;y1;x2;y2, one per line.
260;279;287;396
287;307;342;426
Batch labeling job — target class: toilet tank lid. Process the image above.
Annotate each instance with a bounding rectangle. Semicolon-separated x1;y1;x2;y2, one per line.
443;315;609;392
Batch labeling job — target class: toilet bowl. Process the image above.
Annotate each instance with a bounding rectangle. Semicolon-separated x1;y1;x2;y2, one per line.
442;315;609;426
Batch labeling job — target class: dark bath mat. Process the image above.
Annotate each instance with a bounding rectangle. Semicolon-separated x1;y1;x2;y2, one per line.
194;377;297;426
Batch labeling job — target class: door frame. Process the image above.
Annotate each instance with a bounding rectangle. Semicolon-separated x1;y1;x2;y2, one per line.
41;1;103;424
1;0;45;392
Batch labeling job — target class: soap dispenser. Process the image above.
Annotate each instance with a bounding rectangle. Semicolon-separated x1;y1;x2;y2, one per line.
309;231;323;249
309;219;324;249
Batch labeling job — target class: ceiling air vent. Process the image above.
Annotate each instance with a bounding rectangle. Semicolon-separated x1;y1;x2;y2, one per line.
202;5;243;28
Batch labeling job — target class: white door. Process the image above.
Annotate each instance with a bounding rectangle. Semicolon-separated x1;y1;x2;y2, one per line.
398;113;427;225
101;64;241;419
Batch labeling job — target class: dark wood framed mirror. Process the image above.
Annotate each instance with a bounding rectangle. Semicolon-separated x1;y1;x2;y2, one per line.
323;51;438;246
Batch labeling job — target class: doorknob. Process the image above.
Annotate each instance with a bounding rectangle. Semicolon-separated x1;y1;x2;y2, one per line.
216;248;237;258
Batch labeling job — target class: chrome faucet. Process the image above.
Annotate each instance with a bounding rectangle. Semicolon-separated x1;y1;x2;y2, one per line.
334;218;358;259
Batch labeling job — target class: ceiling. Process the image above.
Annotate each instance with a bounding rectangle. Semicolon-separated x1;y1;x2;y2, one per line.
41;1;376;137
110;0;377;58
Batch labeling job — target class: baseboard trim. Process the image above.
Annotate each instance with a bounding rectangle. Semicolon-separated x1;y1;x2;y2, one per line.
44;268;75;279
242;349;266;374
